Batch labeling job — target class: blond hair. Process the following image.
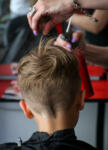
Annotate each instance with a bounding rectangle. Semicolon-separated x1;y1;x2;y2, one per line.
18;39;81;117
29;0;37;6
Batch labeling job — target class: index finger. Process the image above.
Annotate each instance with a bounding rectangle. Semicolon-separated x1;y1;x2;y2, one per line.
27;13;32;29
30;10;45;33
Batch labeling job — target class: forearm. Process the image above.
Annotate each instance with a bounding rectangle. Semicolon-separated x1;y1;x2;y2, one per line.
78;0;108;9
72;9;108;34
72;14;99;34
85;44;108;68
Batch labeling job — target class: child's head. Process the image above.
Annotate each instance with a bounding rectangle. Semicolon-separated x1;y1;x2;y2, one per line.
18;38;84;130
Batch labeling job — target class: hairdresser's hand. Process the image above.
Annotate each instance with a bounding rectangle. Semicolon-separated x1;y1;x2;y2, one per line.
27;0;74;35
55;31;86;52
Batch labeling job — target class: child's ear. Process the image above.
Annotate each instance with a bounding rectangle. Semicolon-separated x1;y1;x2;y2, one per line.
19;100;34;119
79;90;85;110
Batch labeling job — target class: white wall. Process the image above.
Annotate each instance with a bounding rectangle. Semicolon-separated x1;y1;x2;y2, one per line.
0;102;108;149
75;103;98;147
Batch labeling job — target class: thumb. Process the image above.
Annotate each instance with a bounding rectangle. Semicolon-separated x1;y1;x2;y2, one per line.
72;31;85;50
72;31;84;43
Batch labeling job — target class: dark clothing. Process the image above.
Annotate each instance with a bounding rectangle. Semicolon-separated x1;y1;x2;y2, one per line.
85;9;108;47
1;15;67;63
0;129;97;150
85;25;108;46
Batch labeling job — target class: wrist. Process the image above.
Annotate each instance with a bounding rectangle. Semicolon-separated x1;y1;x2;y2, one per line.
65;0;75;12
85;43;94;57
73;0;86;8
61;0;75;15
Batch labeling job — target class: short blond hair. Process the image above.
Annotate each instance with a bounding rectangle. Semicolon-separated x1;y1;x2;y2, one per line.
18;39;81;117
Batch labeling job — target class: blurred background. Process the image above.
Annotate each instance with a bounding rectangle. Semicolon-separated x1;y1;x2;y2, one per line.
0;1;108;150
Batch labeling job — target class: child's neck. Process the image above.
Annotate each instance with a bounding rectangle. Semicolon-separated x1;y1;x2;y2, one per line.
34;110;79;134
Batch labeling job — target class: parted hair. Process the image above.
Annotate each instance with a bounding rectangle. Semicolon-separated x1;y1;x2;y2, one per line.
18;39;81;117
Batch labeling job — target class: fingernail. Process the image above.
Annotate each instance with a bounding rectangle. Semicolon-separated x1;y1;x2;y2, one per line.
67;44;71;49
71;37;77;43
33;30;37;36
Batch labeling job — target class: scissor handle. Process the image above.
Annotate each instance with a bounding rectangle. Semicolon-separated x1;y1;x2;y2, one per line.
61;31;79;49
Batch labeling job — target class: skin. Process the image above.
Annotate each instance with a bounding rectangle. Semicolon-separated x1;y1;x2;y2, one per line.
57;31;108;68
27;0;74;34
79;0;108;9
72;31;108;68
19;35;85;134
71;10;108;34
20;90;85;134
19;31;108;134
27;0;108;34
85;44;108;68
